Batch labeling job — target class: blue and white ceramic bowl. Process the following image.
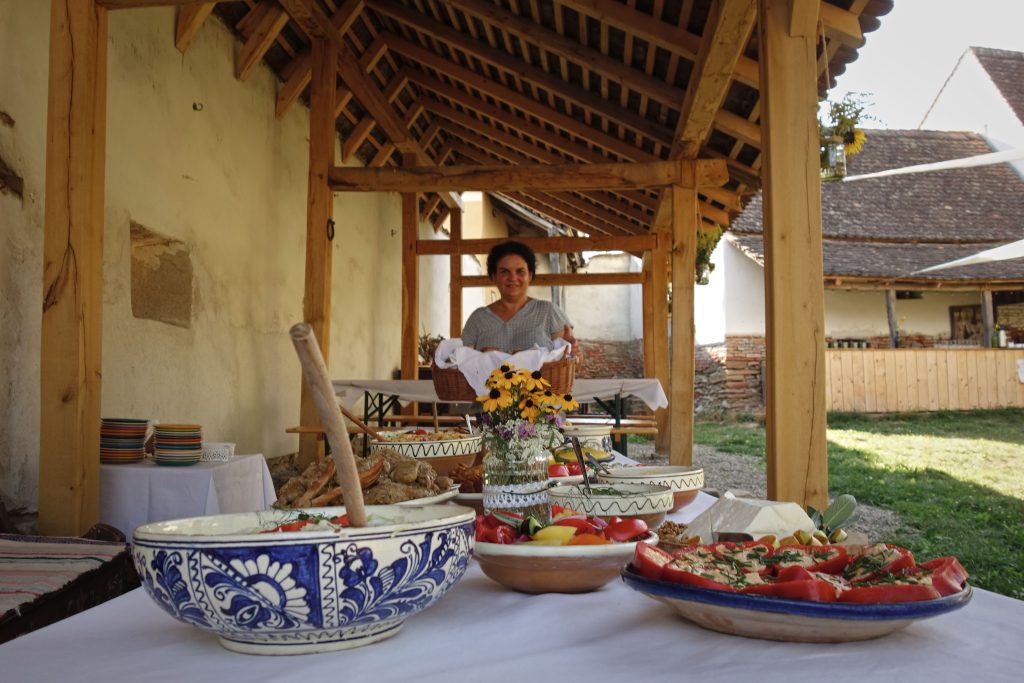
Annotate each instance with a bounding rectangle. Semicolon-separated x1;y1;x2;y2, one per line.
132;504;475;655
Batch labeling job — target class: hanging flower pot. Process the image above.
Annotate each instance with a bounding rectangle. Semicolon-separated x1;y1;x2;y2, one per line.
820;131;847;182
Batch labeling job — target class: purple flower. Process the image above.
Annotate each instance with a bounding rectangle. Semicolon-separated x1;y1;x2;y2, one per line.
515;421;537;439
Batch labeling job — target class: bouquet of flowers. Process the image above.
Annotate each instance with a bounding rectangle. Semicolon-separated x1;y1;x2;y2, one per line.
476;364;579;456
476;364;579;520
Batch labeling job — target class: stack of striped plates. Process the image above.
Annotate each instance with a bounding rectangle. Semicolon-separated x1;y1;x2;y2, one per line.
100;418;148;464
153;424;203;466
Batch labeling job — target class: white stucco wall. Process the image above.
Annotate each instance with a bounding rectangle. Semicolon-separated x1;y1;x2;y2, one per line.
694;240;728;344
920;51;1024;177
562;252;641;341
825;289;985;338
722;242;767;336
0;4;415;510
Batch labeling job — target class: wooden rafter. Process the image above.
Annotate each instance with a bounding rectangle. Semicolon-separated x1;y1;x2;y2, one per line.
236;0;289;81
174;2;214;53
329;159;729;193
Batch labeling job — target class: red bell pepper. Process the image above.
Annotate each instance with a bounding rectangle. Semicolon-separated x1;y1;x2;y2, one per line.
844;543;916;582
604;518;649;543
838;582;941;603
919;556;969;596
632;542;674;581
743;578;838;602
768;544;849;575
552;518;600;535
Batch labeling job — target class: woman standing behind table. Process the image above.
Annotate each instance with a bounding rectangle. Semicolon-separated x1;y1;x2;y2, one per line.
461;240;579;356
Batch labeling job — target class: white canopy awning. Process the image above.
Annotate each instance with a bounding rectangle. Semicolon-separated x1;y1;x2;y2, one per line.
916;238;1024;273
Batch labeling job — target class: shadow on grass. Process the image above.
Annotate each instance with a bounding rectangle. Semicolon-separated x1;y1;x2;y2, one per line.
827;409;1024;449
827;440;1023;600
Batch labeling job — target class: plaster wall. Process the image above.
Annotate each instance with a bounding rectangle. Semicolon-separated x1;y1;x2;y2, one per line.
721;243;767;336
919;52;1024;177
563;252;642;341
825;289;984;338
694;240;728;344
0;4;412;510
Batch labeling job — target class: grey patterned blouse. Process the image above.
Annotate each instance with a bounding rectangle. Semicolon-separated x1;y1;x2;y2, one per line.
461;299;572;353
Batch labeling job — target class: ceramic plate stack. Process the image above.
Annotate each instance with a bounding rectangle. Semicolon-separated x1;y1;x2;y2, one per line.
153;424;203;466
100;418;148;464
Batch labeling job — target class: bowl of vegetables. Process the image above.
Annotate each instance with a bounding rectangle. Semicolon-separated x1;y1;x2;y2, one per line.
474;508;656;594
548;482;674;528
132;504;475;655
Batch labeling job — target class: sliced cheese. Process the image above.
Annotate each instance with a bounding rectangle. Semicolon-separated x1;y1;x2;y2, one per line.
686;492;817;543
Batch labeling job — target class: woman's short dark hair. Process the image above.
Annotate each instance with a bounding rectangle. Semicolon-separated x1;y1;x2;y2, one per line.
487;240;537;278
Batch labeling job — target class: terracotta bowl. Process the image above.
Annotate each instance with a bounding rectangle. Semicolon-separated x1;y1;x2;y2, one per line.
548;483;674;528
453;491;484;515
132;504;475;655
475;531;657;594
596;466;705;513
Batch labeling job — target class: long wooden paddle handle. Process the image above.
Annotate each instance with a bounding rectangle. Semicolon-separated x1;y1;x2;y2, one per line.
289;323;367;527
338;402;381;440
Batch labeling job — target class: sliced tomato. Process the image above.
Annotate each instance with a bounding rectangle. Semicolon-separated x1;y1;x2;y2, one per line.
565;462;584;476
775;565;815;583
604;518;649;543
552;518;600;535
632;542;674;581
768;544;849;575
743;578;838;602
844;543;915;582
919;556;969;596
266;519;314;533
838;583;941;603
485;524;515;544
710;541;775;575
413;428;429;435
329;514;350;527
548;463;570;478
568;533;611;546
662;559;738;592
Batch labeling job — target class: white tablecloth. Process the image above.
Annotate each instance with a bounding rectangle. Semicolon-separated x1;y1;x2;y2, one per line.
4;492;1022;680
99;454;277;540
333;378;668;410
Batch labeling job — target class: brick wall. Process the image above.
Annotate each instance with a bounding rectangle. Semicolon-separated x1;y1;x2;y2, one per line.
577;339;644;379
695;335;766;415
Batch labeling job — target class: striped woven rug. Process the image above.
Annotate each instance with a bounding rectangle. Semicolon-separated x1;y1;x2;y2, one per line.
0;533;127;618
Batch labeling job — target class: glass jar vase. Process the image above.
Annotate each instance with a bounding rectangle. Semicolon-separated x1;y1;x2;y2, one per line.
482;443;551;524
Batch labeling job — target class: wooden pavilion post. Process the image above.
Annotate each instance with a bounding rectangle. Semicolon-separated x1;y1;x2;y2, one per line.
297;37;336;470
981;290;995;347
885;288;899;348
651;227;671;455
449;207;463;338
38;0;108;536
758;0;828;509
641;252;654;380
401;152;419;379
669;185;699;467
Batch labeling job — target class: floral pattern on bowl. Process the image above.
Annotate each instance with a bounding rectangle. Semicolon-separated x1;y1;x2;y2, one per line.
132;505;475;655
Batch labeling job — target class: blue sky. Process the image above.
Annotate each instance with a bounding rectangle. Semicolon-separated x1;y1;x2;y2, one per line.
833;0;1024;129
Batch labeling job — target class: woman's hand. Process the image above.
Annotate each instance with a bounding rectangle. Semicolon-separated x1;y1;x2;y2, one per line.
554;324;580;358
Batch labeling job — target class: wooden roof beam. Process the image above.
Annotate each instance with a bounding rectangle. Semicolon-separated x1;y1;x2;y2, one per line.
275;1;364;119
372;0;681;112
278;0;460;210
557;0;760;88
383;33;661;161
461;272;644;287
236;0;290;81
676;0;758;158
329;159;729;193
417;234;657;255
174;2;215;54
498;192;613;237
819;2;864;48
98;0;230;7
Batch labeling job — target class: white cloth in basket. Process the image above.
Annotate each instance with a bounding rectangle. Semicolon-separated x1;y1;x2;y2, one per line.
435;339;572;396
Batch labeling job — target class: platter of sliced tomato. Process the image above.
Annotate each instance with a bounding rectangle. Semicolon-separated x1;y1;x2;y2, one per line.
620;541;972;642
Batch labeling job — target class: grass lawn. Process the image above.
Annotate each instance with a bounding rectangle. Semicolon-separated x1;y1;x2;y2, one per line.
693;409;1024;600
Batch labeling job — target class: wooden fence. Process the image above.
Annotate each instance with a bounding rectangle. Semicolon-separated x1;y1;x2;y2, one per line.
824;349;1024;412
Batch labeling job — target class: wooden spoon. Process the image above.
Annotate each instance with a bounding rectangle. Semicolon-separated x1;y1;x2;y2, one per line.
359;459;384;489
290;323;367;527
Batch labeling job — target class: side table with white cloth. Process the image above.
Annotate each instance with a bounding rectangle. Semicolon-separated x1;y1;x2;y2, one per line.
333;378;668;455
99;454;278;540
4;490;1023;681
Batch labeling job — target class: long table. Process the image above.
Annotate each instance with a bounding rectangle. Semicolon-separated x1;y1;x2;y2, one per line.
3;494;1021;680
334;378;667;455
99;454;278;541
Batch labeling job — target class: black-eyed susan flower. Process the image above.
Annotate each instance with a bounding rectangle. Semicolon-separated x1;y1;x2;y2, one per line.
518;396;541;421
560;393;579;411
522;369;549;391
477;388;513;412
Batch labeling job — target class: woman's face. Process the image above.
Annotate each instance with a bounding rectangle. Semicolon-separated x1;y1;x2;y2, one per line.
493;254;532;301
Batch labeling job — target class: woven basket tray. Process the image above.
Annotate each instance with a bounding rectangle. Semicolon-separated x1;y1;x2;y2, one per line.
432;354;578;402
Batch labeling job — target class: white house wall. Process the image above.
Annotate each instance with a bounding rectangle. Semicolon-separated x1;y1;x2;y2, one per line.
0;4;413;510
563;252;641;341
825;289;985;338
920;51;1024;177
694;240;728;344
722;242;767;336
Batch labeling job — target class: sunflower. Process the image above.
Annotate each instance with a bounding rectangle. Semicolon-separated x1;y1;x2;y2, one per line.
844;128;867;156
477;388;513;412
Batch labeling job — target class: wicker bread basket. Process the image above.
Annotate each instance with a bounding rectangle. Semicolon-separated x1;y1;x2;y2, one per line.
432;352;578;402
